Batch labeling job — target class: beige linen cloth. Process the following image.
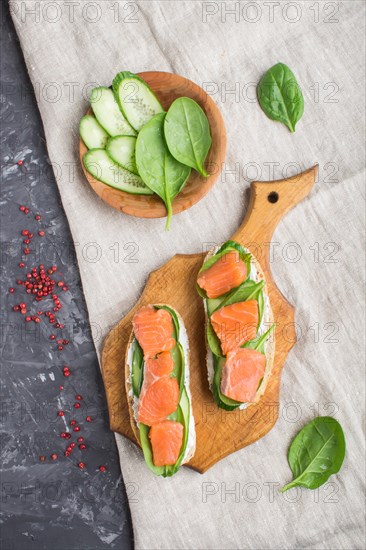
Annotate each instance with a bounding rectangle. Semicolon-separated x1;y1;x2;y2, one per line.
11;1;365;548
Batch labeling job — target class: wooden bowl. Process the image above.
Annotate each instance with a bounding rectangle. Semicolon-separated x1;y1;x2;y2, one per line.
79;71;226;218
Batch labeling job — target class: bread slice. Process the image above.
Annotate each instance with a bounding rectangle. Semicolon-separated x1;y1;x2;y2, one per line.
202;245;276;409
125;305;196;465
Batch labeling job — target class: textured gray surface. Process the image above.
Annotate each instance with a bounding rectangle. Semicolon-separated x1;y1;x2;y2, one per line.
0;4;133;549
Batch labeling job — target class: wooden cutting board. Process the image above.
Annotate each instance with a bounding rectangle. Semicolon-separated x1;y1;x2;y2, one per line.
101;166;317;473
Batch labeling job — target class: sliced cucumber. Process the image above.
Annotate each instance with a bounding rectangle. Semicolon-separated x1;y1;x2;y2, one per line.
83;149;153;195
113;71;164;132
90;87;136;137
139;424;165;477
212;356;242;411
164;388;190;477
106;135;138;175
79;115;109;150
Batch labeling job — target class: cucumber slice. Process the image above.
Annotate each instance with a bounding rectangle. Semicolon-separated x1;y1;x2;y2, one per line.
212;356;242;411
106;136;138;175
164;388;190;477
154;305;185;395
79;115;109;149
139;424;166;477
113;71;164;132
90;87;136;137
83;149;153;195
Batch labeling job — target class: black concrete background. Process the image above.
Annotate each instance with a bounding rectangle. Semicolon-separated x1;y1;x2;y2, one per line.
0;2;134;548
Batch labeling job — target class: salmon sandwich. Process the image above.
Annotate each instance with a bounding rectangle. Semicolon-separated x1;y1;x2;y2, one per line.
197;240;275;411
126;305;196;476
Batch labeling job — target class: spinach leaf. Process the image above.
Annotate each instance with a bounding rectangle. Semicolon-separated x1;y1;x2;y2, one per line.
257;63;304;132
206;279;262;316
136;112;191;230
281;416;346;492
164;97;212;177
131;339;144;397
243;324;275;354
216;279;265;312
206;279;266;338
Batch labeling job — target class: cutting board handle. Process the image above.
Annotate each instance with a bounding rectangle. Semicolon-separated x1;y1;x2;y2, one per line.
232;165;318;246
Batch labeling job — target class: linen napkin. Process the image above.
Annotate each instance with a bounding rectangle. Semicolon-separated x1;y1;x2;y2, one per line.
11;1;365;548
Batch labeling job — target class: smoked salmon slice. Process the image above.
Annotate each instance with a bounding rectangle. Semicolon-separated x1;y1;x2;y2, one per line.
133;306;176;359
211;300;258;355
197;250;247;298
221;348;266;402
144;352;174;385
138;376;180;426
149;420;184;467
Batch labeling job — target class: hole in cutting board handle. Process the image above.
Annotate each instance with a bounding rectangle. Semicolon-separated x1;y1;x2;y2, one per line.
267;191;279;204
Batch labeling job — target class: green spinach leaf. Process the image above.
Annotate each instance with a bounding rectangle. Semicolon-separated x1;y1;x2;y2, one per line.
131;339;144;397
243;324;275;354
136;112;191;230
164;97;212;177
217;279;265;312
206;279;266;338
281;416;346;492
206;279;262;316
257;63;304;132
